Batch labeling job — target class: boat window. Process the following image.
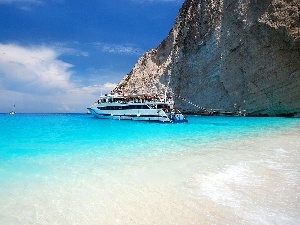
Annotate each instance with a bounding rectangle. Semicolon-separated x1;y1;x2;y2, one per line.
157;104;168;109
129;105;149;109
97;106;130;110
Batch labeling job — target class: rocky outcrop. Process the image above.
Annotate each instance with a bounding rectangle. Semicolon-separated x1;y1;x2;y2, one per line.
114;0;300;117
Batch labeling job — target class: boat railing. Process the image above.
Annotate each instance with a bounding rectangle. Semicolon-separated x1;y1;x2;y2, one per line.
95;93;175;105
96;98;174;105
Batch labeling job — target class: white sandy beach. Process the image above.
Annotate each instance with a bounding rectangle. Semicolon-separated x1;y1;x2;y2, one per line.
0;123;299;225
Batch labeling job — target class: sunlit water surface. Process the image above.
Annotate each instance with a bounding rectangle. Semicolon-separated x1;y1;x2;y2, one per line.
0;114;299;224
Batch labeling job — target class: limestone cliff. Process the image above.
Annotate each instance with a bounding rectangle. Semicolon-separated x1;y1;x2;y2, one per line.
114;0;300;117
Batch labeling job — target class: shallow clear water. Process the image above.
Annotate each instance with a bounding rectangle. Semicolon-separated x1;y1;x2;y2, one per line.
0;114;299;224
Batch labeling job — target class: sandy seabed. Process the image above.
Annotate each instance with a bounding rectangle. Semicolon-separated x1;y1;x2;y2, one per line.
0;125;299;225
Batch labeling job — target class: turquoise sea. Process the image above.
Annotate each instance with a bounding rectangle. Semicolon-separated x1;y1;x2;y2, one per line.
0;114;299;224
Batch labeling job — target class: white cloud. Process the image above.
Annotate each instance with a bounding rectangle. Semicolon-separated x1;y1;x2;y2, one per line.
72;82;117;95
0;0;64;10
0;82;116;113
0;43;117;113
0;0;42;9
0;43;73;94
0;0;64;4
93;42;143;55
52;42;89;57
0;0;41;4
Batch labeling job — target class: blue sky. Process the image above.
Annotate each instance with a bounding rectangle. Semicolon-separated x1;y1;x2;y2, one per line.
0;0;184;113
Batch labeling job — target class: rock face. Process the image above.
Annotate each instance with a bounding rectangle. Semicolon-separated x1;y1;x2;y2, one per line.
114;0;300;117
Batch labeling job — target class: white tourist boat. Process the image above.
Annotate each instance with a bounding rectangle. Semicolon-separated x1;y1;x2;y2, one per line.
87;93;188;123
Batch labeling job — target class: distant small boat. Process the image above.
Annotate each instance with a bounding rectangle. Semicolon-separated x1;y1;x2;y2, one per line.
9;104;16;115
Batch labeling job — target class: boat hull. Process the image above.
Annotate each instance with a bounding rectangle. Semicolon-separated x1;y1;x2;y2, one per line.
87;107;173;122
